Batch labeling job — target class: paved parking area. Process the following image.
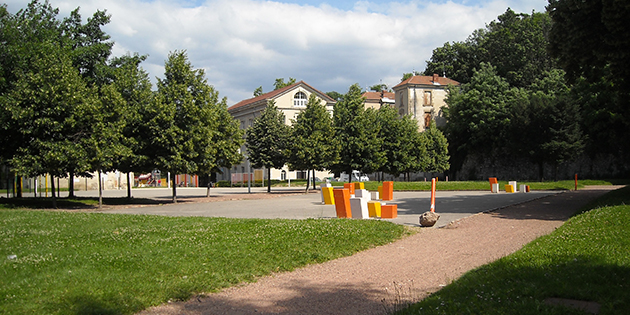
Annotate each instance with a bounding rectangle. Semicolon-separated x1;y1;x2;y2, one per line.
90;187;559;227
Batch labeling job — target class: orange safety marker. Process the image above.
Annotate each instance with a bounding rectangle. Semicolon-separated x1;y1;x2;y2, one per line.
333;188;351;218
381;204;398;218
382;181;394;201
430;178;436;212
575;173;578;191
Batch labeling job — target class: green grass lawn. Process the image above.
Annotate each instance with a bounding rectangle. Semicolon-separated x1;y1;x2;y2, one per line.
395;185;630;315
0;212;409;315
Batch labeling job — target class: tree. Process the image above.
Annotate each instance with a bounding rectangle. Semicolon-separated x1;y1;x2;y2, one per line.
548;0;630;161
331;84;385;181
2;41;90;207
422;121;450;174
326;91;343;102
148;50;226;202
369;83;387;92
443;63;516;175
245;101;290;192
287;94;338;191
273;77;296;90
108;53;153;198
376;105;426;179
253;86;263;97
424;9;555;88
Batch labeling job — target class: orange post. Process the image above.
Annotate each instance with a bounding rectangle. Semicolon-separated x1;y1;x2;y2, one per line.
430;178;436;212
343;183;355;195
333;188;351;218
382;181;394;201
489;177;498;190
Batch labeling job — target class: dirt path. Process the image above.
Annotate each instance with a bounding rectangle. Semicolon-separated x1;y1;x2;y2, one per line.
138;188;615;315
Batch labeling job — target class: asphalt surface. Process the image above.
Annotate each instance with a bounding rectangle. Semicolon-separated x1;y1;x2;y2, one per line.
86;187;559;227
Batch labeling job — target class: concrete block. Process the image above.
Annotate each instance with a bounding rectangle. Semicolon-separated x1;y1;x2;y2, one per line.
381;204;398;219
322;187;335;205
368;201;381;217
519;184;527;193
350;197;369;219
505;184;515;193
382;181;394;201
491;183;499;193
355;189;370;200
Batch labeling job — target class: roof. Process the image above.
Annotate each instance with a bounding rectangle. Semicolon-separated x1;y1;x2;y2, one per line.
362;91;395;102
393;74;460;89
228;81;336;112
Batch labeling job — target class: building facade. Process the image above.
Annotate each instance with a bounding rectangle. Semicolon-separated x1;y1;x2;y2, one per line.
392;74;460;131
221;81;336;183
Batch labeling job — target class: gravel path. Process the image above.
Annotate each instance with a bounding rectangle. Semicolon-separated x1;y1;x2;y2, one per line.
138;188;615;315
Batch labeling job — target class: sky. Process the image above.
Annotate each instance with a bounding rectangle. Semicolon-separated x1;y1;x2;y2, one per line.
4;0;549;105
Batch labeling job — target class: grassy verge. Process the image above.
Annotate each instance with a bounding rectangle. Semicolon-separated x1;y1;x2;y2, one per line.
0;197;163;210
0;212;408;315
395;185;630;315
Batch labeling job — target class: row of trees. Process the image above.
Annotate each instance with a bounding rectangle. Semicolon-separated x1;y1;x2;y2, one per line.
423;5;629;179
0;1;243;204
246;84;450;192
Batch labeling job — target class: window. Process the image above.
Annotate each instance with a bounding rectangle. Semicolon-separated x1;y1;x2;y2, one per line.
424;91;432;106
424;113;431;128
294;92;307;107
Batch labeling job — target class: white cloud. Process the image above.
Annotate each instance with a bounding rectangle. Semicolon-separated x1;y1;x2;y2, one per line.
3;0;548;104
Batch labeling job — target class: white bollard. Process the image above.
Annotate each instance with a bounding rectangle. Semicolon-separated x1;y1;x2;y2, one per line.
509;181;517;193
519;184;527;193
491;183;499;193
350;197;369;219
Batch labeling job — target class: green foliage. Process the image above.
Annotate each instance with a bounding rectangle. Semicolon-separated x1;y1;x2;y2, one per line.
287;94;339;172
422;122;450;173
377;105;426;177
0;211;407;314
273;77;296;90
332;84;385;179
548;0;630;161
425;9;554;88
253;85;263;97
246;101;290;170
149;51;237;201
397;186;630;315
325;91;343;102
369;83;388;92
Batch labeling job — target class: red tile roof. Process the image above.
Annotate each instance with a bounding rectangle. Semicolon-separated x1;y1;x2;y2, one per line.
362;91;395;101
228;81;336;112
393;74;460;89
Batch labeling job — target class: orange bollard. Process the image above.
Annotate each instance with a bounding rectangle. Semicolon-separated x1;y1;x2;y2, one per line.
430;178;436;212
575;173;578;191
333;188;351;218
488;177;498;191
343;183;355;195
382;181;394;201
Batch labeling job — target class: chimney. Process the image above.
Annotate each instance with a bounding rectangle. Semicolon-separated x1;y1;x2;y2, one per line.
433;73;439;83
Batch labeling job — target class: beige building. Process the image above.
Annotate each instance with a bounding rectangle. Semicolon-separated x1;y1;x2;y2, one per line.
222;81;336;182
392;74;460;131
362;90;395;109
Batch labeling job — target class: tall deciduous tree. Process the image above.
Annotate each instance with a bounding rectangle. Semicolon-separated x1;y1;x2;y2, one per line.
245;101;290;192
331;84;385;181
273;77;296;90
422;121;450;174
149;50;225;203
2;41;90;207
377;105;426;179
287;94;338;191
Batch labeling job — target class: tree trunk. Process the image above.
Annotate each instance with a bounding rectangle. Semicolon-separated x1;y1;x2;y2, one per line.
51;175;57;209
267;168;271;193
16;175;22;198
171;172;177;203
98;169;103;209
206;175;211;198
68;172;75;198
305;170;310;192
312;170;316;190
126;172;132;199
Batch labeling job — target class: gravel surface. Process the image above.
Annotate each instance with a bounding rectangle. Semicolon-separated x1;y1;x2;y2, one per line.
138;188;615;315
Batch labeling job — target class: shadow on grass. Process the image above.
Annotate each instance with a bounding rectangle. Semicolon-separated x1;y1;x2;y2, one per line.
0;196;163;210
399;255;630;315
46;293;145;315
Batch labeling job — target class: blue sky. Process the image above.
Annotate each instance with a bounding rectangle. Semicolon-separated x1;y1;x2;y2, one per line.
5;0;549;105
